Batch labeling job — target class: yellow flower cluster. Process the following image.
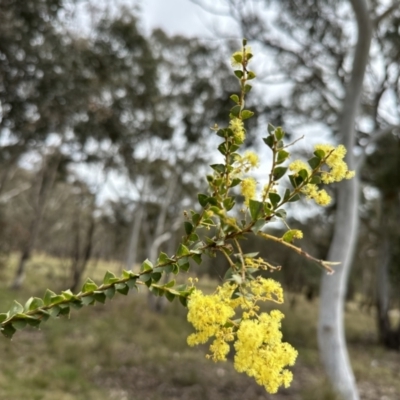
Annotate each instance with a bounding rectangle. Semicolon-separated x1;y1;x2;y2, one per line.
288;144;355;206
234;311;297;393
231;151;259;179
240;177;257;206
229;117;245;143
243;150;260;168
186;279;297;393
315;144;355;183
302;185;331;206
288;160;331;205
291;229;303;239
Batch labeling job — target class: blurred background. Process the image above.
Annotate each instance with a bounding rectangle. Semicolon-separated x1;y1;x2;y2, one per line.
0;0;399;399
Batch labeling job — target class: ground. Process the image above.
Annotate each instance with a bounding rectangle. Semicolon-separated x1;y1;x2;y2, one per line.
0;255;399;400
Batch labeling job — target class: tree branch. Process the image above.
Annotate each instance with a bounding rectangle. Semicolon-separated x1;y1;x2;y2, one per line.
374;2;400;27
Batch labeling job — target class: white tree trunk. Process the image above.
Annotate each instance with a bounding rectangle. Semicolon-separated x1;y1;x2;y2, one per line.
317;1;372;399
125;202;146;271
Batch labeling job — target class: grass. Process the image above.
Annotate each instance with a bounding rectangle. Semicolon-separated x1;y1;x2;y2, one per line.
0;253;399;399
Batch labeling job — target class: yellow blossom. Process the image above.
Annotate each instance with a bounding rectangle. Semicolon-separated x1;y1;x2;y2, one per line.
241;177;257;206
289;160;310;174
229;117;245;143
186;279;297;393
302;184;332;206
315;144;355;184
243;150;259;168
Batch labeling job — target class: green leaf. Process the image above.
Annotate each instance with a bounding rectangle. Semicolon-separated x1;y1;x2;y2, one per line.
157;252;171;265
251;219;266;233
230;105;241;117
309;176;321;184
49;306;61;317
141;259;153;271
275;209;287;219
230;94;240;103
24;297;44;312
273;167;288;180
103;271;118;285
68;300;82;310
308;156;321;169
192;254;202;265
234;70;243;79
277;150;289;164
217;142;227;156
1;324;16;339
198;193;208;207
126;278;138;290
233;53;242;63
37;310;50;321
241;110;254;120
210;164;225;174
25;317;41;328
61;290;74;300
314;149;325;159
244;84;252;93
274;127;285;140
58;307;70;317
283;188;291;201
151;273;162;283
216;129;226;138
43;289;57;306
230;178;241;188
177;244;190;257
223;197;235;211
269;192;281;207
178;257;190;272
192;213;201;226
93;292;106;304
188;233;199;242
298;169;308;180
263;135;274;148
50;295;65;305
243;252;259;258
179;296;188;307
289;194;301;202
184;222;193;235
172;263;179;274
289;175;298;188
82;278;98;293
165;291;176;302
81;295;95;305
247;71;256;79
140;273;152;282
9;301;24;317
267;123;275;134
12;319;27;330
104;287;115;299
116;284;129;295
0;313;8;323
249;200;264;221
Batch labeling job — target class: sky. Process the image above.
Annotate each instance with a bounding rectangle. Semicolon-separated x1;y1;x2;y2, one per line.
141;0;214;37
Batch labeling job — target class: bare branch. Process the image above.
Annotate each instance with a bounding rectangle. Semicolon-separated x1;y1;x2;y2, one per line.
374;2;400;27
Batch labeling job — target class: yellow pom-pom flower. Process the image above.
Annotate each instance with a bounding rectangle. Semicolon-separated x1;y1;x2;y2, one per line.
229;117;245;143
186;279;297;393
240;177;257;206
